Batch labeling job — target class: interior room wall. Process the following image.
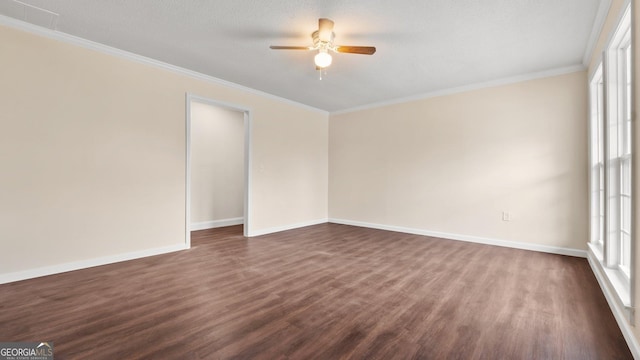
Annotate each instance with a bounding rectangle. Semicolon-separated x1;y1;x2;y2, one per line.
0;24;328;280
329;70;588;252
190;102;245;229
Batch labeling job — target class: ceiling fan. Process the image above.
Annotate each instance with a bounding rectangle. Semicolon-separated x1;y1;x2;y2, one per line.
270;18;376;74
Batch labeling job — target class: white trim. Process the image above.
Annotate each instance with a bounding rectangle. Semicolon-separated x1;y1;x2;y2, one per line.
242;110;253;238
582;0;613;66
0;244;188;285
590;246;632;308
588;55;604;80
601;0;633;57
0;14;327;116
185;94;252;243
597;2;634;319
589;241;605;261
185;94;192;247
191;217;244;231
629;0;637;328
328;218;587;258
587;250;640;359
330;65;586;115
588;62;606;257
0;13;593;116
248;218;328;237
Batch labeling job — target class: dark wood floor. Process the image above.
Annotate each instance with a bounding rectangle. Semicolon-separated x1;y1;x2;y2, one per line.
0;224;632;359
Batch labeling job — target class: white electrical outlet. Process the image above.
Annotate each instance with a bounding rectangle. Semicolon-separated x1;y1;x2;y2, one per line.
502;211;511;221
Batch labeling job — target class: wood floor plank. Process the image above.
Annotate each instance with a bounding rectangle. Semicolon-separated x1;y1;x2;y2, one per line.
0;223;632;359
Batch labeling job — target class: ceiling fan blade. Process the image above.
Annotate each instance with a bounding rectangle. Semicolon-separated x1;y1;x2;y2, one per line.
318;18;334;42
270;45;313;50
335;46;376;55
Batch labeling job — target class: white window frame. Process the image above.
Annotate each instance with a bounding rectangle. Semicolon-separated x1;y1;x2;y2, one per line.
589;64;605;258
588;3;633;313
618;37;632;278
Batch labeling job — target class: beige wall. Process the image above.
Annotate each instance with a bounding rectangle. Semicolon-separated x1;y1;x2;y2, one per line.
250;101;328;231
190;102;244;224
330;71;588;250
0;25;328;276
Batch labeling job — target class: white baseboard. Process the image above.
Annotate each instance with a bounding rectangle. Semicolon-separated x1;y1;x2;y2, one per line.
0;243;189;285
328;218;587;258
248;218;328;237
191;217;244;231
587;250;640;359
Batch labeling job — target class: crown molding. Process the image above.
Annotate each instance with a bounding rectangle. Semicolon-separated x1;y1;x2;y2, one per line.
331;64;586;115
582;0;613;67
1;4;602;118
0;14;328;116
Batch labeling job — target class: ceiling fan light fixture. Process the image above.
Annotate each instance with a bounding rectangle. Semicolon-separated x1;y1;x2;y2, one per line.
314;50;332;68
270;18;375;74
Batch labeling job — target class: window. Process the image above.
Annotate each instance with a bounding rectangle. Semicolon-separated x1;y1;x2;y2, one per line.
619;38;632;277
588;3;632;308
589;65;605;254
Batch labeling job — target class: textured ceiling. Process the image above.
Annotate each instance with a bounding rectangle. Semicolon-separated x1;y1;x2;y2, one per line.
0;0;603;112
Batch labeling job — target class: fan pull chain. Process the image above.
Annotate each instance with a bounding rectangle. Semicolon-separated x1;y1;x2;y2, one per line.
319;68;326;80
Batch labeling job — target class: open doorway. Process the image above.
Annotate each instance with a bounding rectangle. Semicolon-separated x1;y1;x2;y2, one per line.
185;94;251;246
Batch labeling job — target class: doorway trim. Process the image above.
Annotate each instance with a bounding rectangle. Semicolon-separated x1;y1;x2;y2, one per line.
185;93;252;246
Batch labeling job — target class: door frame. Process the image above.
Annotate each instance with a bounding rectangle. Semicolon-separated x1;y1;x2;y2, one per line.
185;93;252;246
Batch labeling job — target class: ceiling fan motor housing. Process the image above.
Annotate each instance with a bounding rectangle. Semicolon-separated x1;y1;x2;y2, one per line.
312;30;335;51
